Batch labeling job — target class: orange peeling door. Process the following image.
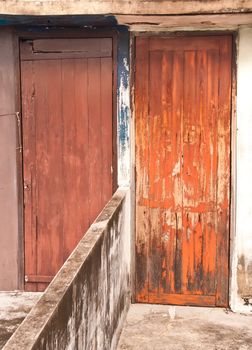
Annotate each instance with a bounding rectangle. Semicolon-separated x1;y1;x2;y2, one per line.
21;38;113;291
135;36;232;306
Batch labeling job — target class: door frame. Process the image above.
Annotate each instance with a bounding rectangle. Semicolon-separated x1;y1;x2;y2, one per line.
16;27;118;290
131;30;237;307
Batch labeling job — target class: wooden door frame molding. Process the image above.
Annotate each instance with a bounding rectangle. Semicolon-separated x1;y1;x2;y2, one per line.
16;27;118;290
131;30;237;307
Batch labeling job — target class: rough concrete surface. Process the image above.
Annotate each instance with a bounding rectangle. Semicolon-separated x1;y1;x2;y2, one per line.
3;189;130;350
0;291;41;349
117;304;252;350
1;0;252;16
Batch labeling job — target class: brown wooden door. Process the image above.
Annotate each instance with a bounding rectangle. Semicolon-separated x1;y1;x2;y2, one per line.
135;35;232;307
21;38;114;291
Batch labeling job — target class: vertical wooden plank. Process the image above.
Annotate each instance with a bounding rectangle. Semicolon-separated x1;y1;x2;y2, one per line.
61;58;90;260
148;49;163;298
35;60;63;291
202;49;219;295
159;51;175;295
187;50;208;294
182;50;197;294
159;51;183;295
135;37;150;302
171;51;183;294
216;36;232;307
72;58;90;248
101;57;113;207
182;48;215;295
62;58;76;260
193;50;207;295
21;61;37;291
88;58;102;224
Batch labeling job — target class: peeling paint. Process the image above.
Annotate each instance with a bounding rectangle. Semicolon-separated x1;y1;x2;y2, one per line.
172;159;180;177
135;36;231;306
117;27;131;187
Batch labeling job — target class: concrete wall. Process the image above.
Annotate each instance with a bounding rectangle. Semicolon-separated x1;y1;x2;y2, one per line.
0;1;252;16
231;28;252;313
0;28;20;290
3;188;131;350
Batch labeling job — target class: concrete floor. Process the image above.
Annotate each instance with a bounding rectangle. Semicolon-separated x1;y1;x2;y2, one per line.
117;304;252;350
0;291;42;349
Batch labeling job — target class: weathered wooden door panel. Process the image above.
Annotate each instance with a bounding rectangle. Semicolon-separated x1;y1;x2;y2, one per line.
135;36;232;306
21;38;113;291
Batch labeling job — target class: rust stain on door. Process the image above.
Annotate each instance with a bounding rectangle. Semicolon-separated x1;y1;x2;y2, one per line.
135;36;232;306
21;38;113;291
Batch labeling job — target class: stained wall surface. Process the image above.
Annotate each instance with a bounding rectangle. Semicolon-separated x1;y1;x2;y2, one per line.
231;27;252;313
0;1;252;15
0;29;20;290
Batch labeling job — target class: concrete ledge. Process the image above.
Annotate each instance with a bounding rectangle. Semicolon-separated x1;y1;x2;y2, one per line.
3;188;131;349
0;1;252;16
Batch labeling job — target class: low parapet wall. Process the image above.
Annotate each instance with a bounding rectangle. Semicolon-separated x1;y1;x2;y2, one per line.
3;188;131;350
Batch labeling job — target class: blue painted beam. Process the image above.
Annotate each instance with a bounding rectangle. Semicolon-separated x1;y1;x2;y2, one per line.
0;15;118;27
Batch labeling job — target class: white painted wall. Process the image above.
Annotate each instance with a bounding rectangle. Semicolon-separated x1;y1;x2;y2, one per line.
231;27;252;313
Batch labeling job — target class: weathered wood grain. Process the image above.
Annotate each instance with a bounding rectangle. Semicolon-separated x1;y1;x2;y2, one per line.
135;35;231;306
21;39;113;291
135;37;149;302
116;13;252;31
22;60;37;292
